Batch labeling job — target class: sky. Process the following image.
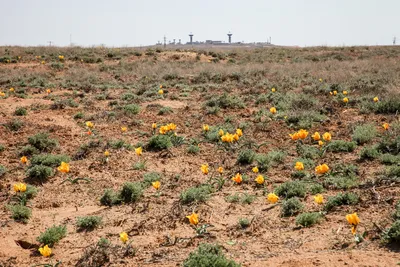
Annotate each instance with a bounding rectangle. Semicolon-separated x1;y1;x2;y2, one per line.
0;0;399;47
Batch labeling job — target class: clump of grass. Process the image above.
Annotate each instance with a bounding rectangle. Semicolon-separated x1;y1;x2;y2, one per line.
204;93;245;109
76;216;102;231
142;172;161;187
147;135;172;151
359;146;380;160
393;201;400;220
351;124;377;145
37;225;67;247
381;220;400;244
158;106;173;115
30;154;70;167
28;133;58;152
238;218;251;228
133;160;146;170
296;145;320;159
180;184;213;204
183;243;240;267
100;189;121;206
274;181;307;199
5;119;24;131
324;192;359;211
120;182;143;203
108;139;133;150
0;144;4;152
237;149;256;165
14;107;27;116
7;204;31;223
122;104;140;116
0;165;6;177
255;153;270;171
296;212;322;227
267;150;287;166
326;140;357;153
309;183;324;194
26;165;54;182
375;98;400;114
281;197;304;217
380;154;400;165
187;144;200;154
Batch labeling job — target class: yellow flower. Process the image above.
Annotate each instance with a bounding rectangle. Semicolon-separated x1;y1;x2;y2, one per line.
333;90;337;96
46;88;51;94
104;150;110;157
233;134;240;141
41;60;45;64
346;212;360;226
159;85;163;89
13;183;27;193
267;193;279;204
252;166;259;173
9;88;14;92
85;121;94;128
203;124;209;132
167;123;177;131
58;55;64;60
120;232;129;243
343;97;349;103
289;132;300;141
236;128;243;137
0;92;5;97
383;123;389;131
20;156;28;164
219;129;224;136
158;89;164;95
314;194;324;204
57;162;70;173
186;213;199;225
315;164;329;175
297;129;308;140
295;162;304;171
159;126;167;134
270;107;277;114
271;87;276;92
135;147;142;156
322;132;332;141
152;181;161;190
121;126;127;132
312;132;321;141
318;140;324;146
201;164;209;175
343;90;348;95
330;92;333;96
319;78;323;82
38;245;52;257
351;225;357;235
373;97;379;102
152;123;157;129
217;166;224;174
231;173;242;184
255;175;264;185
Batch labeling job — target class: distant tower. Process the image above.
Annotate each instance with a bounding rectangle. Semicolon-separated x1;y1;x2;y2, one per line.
179;39;181;44
394;37;397;45
189;32;194;44
227;32;232;43
163;35;166;48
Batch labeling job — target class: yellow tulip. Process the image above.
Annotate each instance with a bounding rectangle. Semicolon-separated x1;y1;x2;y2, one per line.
252;166;259;173
46;89;51;94
270;107;277;114
373;97;379;102
318;140;324;146
312;132;321;141
57;162;70;173
343;97;349;103
236;128;243;137
0;92;5;97
85;121;94;128
203;124;209;132
267;193;279;204
271;88;276;92
333;91;337;96
255;175;264;185
219;129;224;136
297;129;308;140
9;88;14;92
121;126;127;132
346;212;360;226
343;91;348;95
295;162;304;171
13;183;27;193
159;85;163;89
319;78;323;82
135;147;142;156
186;213;199;225
20;156;28;164
158;89;164;95
315;164;329;175
201;164;209;175
152;123;157;129
233;134;240;141
231;173;242;184
314;194;324;204
383;123;389;131
322;132;332;141
217;166;224;174
289;132;300;141
120;232;129;243
104;150;110;157
38;245;52;257
152;181;161;190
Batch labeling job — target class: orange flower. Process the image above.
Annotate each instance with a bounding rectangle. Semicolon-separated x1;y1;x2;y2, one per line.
295;162;304;171
46;89;51;94
297;129;308;140
382;123;389;131
152;181;161;190
104;150;110;157
270;107;277;114
315;164;329;175
121;126;127;132
20;156;28;164
217;166;224;174
318;140;324;146
346;212;360;226
255;175;264;185
201;164;209;175
231;173;242;184
233;134;240;141
267;193;279;204
312;132;321;141
236;128;243;137
186;213;199;225
57;162;70;173
289;132;300;141
322;132;332;141
343;90;348;95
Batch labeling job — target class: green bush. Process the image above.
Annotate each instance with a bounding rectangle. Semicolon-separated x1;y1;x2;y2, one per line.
18;145;39;156
16;185;38;206
281;197;304;217
37;225;67;247
327;140;357;153
382;220;400;244
183;243;241;267
380;154;400;165
122;104;140;116
28;133;58;152
324;192;359;211
5;119;23;131
205;93;245;109
120;182;143;203
296;145;320;159
7;204;31;223
323;175;359;189
267;150;286;166
394;201;400;220
309;183;324;194
237;149;256;165
187;144;200;154
14;107;27;116
100;189;121;206
142;172;161;187
375;98;400;114
274;181;307;199
147;135;172;151
76;216;102;231
296;212;322;227
238;218;250;228
180;184;213;204
26;165;54;182
0;144;4;152
255;153;270;171
30;154;70;167
359;146;380;160
351;124;377;145
158;106;173;115
0;165;6;177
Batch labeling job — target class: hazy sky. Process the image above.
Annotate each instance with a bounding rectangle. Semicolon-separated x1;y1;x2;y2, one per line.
1;0;399;47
